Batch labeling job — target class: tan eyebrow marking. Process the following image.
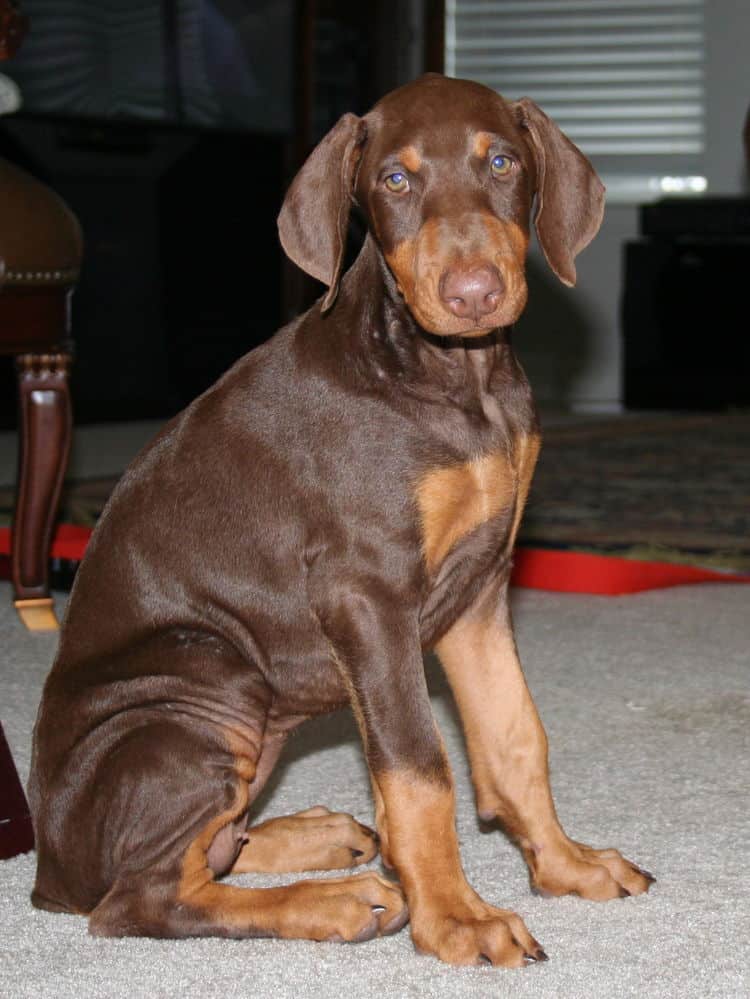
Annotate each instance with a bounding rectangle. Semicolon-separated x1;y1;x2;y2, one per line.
399;145;422;172
473;131;494;159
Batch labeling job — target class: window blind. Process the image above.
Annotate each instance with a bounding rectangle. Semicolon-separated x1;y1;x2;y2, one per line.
445;0;706;198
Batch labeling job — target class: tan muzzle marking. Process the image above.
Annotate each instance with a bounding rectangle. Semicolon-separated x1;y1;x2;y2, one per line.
385;215;529;336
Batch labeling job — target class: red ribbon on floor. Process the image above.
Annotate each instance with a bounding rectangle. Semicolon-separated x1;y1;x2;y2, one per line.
510;547;749;595
0;524;92;562
0;526;748;596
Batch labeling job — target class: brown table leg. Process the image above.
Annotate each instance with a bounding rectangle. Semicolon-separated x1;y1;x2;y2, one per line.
12;352;72;631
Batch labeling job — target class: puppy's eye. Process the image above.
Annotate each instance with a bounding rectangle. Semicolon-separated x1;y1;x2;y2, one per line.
384;172;409;193
490;155;513;177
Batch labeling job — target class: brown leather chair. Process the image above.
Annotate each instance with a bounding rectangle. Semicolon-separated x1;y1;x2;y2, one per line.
0;158;82;630
1;3;83;630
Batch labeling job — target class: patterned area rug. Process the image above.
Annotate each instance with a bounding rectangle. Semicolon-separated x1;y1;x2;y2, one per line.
1;411;749;575
521;411;750;572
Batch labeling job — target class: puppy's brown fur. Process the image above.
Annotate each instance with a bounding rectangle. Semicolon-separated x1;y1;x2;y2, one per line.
29;76;651;966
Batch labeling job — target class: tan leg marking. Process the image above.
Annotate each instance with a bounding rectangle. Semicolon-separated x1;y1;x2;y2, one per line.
433;429;652;899
180;869;407;942
230;806;379;874
370;777;392;867
373;770;545;966
178;776;405;942
436;592;654;901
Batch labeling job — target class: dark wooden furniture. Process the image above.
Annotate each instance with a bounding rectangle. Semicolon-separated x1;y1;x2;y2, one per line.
0;720;33;858
0;156;82;629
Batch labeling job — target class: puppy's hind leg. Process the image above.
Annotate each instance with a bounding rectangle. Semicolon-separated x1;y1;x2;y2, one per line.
232;806;380;874
89;793;404;942
222;729;379;875
87;723;404;942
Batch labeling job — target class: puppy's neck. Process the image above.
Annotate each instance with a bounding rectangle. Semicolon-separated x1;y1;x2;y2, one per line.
334;235;523;406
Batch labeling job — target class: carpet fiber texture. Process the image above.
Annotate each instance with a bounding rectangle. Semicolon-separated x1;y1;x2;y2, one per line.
1;582;748;998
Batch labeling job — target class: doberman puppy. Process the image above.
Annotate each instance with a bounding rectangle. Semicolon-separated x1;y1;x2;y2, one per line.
29;75;653;967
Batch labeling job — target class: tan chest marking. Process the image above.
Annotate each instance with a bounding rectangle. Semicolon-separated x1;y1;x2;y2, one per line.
415;450;516;573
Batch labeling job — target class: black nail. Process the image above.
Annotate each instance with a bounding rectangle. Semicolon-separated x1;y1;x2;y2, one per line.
531;886;554;899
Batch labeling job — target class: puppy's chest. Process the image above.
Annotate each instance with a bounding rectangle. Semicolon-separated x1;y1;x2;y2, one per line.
415;447;520;576
413;433;539;647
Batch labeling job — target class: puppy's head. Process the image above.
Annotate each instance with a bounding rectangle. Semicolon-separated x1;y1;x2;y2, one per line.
278;75;604;335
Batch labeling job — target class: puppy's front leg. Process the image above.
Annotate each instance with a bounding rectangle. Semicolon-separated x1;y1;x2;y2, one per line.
317;587;546;967
436;581;655;901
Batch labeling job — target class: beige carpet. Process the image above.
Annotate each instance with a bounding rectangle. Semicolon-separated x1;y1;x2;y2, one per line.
1;582;748;998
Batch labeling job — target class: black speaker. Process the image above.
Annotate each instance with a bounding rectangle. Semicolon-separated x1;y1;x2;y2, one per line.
623;237;750;410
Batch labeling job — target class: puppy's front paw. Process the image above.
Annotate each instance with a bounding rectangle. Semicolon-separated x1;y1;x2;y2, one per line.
282;871;408;942
530;839;655;901
411;898;547;968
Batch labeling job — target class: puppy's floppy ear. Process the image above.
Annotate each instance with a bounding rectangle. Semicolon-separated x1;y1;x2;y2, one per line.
278;113;367;311
512;99;605;287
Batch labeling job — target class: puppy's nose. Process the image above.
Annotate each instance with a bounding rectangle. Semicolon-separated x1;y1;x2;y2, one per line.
439;266;504;321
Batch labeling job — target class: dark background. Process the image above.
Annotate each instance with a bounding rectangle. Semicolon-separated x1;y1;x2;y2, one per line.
2;1;747;425
0;1;445;428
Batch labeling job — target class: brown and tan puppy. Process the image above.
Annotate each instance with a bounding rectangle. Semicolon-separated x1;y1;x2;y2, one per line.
29;75;653;967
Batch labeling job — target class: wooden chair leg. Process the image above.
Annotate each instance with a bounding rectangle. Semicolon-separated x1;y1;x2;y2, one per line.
12;352;72;631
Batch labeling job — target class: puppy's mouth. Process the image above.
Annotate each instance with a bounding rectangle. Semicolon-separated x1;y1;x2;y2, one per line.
400;268;528;337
